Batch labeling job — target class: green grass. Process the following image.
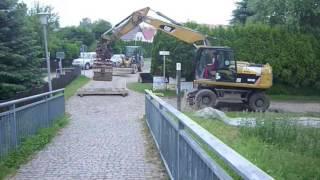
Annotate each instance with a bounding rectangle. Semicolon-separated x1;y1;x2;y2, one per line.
225;111;320;118
0;115;69;180
127;82;176;97
186;113;320;180
64;75;90;99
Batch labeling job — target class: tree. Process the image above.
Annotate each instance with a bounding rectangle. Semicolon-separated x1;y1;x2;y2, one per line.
58;26;95;47
79;17;92;31
231;0;254;25
27;3;61;60
92;19;112;40
0;0;42;99
235;0;320;34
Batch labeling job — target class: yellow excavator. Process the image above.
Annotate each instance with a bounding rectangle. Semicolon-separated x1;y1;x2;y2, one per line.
99;7;273;111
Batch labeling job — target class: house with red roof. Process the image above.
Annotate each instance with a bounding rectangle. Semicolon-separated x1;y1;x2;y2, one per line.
121;25;156;43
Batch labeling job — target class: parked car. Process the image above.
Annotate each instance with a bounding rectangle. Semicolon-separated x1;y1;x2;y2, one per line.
72;52;96;70
110;54;125;66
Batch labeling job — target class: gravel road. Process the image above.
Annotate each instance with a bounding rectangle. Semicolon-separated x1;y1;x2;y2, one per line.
164;96;320;114
11;64;167;179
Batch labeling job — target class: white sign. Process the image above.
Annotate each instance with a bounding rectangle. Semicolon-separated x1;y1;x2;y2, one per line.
159;51;170;56
176;63;181;71
56;52;65;59
181;82;194;91
153;76;166;90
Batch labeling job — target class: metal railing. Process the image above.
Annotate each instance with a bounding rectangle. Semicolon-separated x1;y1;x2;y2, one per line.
0;89;65;160
145;90;273;180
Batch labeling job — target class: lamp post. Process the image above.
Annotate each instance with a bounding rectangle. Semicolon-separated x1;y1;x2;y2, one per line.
38;13;52;92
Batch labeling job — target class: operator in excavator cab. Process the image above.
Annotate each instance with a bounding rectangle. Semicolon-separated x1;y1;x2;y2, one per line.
203;51;218;80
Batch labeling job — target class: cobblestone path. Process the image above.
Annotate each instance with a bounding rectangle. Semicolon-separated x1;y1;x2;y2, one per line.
11;74;167;180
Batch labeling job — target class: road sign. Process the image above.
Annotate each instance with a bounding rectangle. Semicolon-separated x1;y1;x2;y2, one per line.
159;51;170;56
56;52;65;59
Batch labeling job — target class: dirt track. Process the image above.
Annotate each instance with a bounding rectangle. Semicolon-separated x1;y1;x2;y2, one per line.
164;93;320;114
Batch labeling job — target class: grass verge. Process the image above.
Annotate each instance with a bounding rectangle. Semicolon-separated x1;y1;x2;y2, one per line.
186;113;320;179
127;82;176;97
0;115;69;180
225;111;320;118
64;75;90;99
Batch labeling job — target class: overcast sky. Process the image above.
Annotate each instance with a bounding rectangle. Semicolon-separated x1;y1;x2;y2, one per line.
21;0;237;27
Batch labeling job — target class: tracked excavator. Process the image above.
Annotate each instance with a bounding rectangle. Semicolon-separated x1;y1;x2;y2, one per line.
94;7;273;111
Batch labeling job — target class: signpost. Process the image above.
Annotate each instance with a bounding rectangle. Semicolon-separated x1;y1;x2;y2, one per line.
56;52;65;77
176;63;181;111
159;51;170;83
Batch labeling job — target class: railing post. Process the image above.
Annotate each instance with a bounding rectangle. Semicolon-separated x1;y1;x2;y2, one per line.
45;95;49;127
10;104;18;149
177;120;185;180
159;104;163;148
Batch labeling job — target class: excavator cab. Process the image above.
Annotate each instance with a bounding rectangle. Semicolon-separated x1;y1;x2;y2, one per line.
195;46;236;82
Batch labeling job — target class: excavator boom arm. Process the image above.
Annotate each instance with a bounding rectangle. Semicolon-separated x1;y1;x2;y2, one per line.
101;7;208;45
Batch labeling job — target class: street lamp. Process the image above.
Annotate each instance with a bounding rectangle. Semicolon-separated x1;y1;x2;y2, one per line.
38;13;52;93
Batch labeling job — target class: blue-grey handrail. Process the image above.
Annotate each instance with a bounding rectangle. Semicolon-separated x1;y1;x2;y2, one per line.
0;89;64;108
145;90;273;180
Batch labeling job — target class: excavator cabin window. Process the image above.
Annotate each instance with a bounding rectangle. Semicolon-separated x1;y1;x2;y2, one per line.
195;48;236;82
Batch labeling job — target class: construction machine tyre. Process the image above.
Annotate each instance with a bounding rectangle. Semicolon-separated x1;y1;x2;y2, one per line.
131;64;138;74
195;89;217;110
248;92;270;112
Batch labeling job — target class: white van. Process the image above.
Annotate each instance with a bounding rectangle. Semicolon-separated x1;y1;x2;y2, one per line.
72;52;96;70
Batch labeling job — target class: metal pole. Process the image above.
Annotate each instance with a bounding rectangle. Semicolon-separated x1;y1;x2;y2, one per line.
163;55;166;82
10;104;18;149
43;25;52;92
176;63;181;111
82;53;85;76
59;58;63;75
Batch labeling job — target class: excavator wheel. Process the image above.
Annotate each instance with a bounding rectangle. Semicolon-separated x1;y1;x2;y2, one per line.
248;92;270;112
131;64;138;74
195;89;217;110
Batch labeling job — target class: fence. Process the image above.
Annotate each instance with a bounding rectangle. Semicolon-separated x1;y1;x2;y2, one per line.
1;67;80;102
145;90;273;180
0;89;65;160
